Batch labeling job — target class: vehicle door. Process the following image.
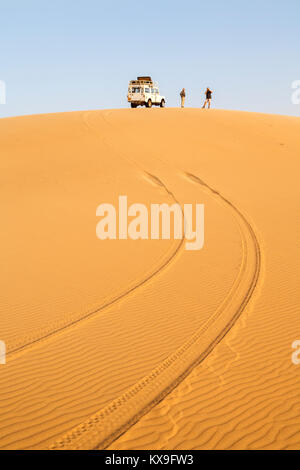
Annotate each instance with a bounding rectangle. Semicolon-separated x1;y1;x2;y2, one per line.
130;86;143;102
154;88;160;104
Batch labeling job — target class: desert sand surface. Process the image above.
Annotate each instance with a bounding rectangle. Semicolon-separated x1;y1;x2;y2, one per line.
0;108;300;450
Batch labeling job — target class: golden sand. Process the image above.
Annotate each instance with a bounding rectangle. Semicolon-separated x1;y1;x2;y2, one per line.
0;109;299;449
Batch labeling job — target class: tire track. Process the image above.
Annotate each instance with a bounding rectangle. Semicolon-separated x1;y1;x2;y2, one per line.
47;169;261;450
6;118;185;359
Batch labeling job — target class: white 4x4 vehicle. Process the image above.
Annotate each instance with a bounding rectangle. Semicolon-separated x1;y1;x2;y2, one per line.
127;76;166;108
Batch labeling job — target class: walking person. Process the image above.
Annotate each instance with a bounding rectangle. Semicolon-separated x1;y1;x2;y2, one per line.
180;88;186;108
202;87;213;109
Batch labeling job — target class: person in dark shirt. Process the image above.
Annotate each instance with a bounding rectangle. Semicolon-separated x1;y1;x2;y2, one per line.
180;88;186;108
202;87;213;109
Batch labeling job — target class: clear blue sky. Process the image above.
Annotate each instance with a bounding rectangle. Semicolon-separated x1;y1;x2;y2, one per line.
1;0;299;117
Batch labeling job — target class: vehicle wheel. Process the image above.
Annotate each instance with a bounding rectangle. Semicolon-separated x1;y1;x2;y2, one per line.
146;99;152;108
131;103;137;108
160;99;165;108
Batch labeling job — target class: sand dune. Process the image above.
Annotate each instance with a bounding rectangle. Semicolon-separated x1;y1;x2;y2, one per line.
0;108;299;449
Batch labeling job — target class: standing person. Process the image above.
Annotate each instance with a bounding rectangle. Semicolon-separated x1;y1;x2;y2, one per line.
180;88;186;108
202;87;213;109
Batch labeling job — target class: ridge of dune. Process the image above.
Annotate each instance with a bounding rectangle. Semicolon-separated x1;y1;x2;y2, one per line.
0;109;300;450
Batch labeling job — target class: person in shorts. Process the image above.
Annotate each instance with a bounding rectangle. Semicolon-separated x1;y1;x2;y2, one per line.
202;87;213;109
180;88;186;108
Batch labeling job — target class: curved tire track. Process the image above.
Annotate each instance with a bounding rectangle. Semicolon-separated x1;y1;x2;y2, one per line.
6;121;185;359
48;170;261;451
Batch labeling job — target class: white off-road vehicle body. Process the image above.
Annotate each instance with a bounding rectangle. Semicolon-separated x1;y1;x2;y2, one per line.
127;77;166;108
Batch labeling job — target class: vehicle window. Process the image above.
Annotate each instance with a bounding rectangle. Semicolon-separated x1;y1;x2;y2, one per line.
155;89;159;94
145;88;150;93
131;87;140;93
151;88;155;93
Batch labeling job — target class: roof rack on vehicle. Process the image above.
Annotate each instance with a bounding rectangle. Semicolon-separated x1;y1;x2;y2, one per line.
130;76;154;86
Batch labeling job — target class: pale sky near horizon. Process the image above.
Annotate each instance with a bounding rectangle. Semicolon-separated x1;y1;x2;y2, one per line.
1;0;299;118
